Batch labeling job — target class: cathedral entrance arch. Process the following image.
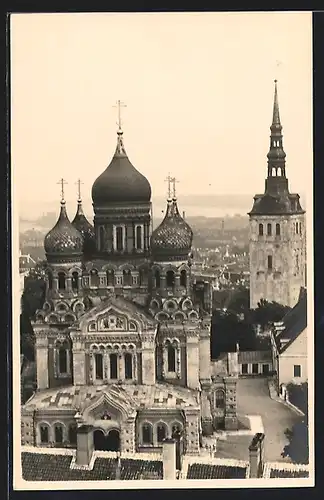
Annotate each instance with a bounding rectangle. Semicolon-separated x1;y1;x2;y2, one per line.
93;429;120;452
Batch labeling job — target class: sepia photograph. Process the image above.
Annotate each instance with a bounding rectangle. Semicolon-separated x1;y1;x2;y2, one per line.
11;11;314;489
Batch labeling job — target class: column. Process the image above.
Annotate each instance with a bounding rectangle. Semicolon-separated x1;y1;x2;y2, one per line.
162;345;167;376
186;333;200;390
73;349;87;385
199;329;211;385
78;276;82;290
53;347;58;378
66;349;71;375
119;353;124;381
66;277;72;291
132;352;137;381
141;333;156;385
175;274;180;290
176;345;181;378
104;352;109;381
113;226;116;251
53;278;59;291
35;336;49;390
76;425;94;467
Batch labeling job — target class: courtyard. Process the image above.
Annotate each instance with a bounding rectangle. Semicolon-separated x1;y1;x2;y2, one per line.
216;377;301;463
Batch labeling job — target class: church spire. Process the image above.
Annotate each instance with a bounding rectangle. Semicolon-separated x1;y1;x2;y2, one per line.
113;100;127;156
271;80;281;129
266;80;287;189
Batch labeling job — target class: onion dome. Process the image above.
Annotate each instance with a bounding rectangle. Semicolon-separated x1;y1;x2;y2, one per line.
151;197;193;260
44;200;83;262
92;129;151;205
72;196;96;257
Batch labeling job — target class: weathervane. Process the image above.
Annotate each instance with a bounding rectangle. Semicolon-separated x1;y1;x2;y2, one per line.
113;100;127;131
57;178;67;203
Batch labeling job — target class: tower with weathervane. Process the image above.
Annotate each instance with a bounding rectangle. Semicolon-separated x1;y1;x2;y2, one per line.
249;81;306;309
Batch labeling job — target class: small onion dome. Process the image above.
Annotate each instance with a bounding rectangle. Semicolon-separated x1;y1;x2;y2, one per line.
92;130;151;205
151;198;193;260
72;200;96;256
44;201;83;260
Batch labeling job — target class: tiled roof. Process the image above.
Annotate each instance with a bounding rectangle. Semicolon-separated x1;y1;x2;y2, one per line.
238;350;272;364
21;452;163;481
276;289;307;353
22;382;199;413
186;463;247;479
269;468;309;478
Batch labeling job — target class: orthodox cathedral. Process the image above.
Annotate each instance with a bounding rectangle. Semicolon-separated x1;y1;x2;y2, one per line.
21;111;238;456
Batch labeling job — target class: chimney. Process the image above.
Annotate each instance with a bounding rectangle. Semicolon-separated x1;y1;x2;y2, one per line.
76;425;94;466
162;438;177;480
182;211;186;219
227;351;239;376
248;433;265;478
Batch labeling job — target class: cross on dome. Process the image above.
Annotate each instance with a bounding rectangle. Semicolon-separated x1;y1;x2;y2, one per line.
75;179;84;202
113;100;127;132
57;178;67;204
165;174;173;200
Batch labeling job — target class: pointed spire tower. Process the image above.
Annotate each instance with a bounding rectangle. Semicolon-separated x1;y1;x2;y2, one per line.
265;80;288;195
72;179;95;259
248;81;306;309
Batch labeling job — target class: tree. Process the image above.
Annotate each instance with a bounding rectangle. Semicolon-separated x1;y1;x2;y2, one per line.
251;299;291;330
282;416;309;464
281;383;309;464
211;309;257;359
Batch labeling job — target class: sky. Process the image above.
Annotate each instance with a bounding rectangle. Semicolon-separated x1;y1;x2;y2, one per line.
11;12;312;217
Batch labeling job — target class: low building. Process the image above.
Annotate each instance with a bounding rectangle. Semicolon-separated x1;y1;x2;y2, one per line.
270;288;307;389
20;432;310;482
238;350;274;376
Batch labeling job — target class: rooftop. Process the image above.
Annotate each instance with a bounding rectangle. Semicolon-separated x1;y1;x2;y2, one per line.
275;288;307;353
22;382;200;413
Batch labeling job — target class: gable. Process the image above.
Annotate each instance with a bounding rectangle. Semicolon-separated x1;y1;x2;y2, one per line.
78;296;157;334
280;327;307;356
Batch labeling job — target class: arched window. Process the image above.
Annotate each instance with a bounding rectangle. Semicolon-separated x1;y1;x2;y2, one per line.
123;269;132;286
166;270;175;288
54;424;63;444
296;222;299;234
167;344;176;372
110;353;118;379
58;347;67;374
90;269;99;287
58;272;66;291
157;423;167;444
171;423;182;438
267;255;273;270
267;223;272;236
116;227;123;251
68;424;77;445
71;271;79;291
136;226;142;250
48;272;53;289
95;353;103;380
258;224;263;236
215;389;226;409
40;424;49;444
155;270;161;288
275;223;280;236
106;270;114;286
142;423;153;445
180;269;187;287
299;222;302;235
124;353;133;380
99;226;105;251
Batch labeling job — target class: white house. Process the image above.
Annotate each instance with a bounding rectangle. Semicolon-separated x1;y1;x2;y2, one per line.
271;288;307;388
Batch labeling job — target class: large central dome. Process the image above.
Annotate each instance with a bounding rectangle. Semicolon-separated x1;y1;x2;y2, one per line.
92;130;151;205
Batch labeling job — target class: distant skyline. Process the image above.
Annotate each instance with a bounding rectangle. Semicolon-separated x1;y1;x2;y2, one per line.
11;12;312;213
